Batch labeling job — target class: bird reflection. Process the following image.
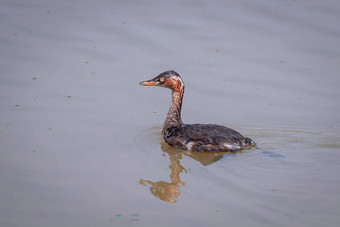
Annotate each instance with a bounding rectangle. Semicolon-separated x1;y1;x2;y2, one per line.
139;149;185;203
139;141;238;203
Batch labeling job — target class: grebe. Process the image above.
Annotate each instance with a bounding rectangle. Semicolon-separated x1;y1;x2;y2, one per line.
139;70;256;152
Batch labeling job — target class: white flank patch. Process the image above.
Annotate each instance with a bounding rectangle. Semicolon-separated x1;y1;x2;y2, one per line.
186;142;195;150
223;143;240;150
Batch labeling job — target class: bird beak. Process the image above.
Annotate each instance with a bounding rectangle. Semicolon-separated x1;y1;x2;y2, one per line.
139;79;158;86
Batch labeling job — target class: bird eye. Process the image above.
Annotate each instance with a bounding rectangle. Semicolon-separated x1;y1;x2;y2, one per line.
160;78;164;82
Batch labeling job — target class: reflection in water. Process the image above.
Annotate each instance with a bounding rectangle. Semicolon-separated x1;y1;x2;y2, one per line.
139;149;185;203
139;141;239;203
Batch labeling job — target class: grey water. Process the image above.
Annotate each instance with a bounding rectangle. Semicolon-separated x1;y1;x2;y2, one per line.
1;0;340;226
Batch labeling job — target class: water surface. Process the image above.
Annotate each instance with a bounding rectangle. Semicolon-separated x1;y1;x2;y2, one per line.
1;0;339;227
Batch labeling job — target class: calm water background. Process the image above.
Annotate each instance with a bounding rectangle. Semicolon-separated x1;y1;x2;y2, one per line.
1;0;340;226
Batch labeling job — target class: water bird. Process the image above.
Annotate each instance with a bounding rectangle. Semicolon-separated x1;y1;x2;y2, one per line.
139;70;256;152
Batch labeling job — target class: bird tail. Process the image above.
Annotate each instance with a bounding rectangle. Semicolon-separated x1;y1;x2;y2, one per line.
245;137;257;148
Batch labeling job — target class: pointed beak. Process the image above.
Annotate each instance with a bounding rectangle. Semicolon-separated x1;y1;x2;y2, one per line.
139;79;158;86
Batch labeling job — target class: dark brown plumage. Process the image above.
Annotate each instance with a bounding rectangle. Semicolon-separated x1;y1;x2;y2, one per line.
140;70;256;152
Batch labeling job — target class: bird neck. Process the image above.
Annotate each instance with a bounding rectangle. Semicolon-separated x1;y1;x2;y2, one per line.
163;88;184;131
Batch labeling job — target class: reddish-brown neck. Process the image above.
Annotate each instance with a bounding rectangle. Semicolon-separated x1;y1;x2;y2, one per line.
163;84;184;132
